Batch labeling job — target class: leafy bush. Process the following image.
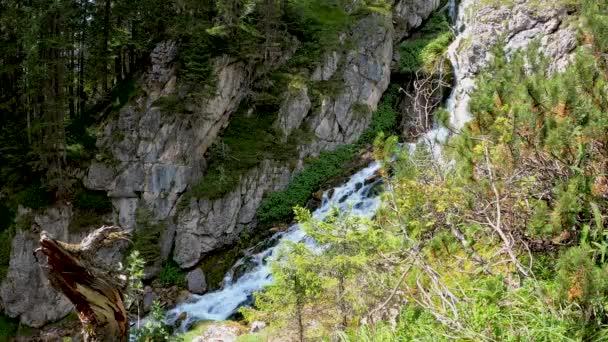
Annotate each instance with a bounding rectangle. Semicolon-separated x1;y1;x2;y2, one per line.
132;301;182;342
17;182;52;210
158;260;186;288
188;108;299;200
73;188;112;212
257;145;356;224
0;230;13;283
0;313;18;340
132;207;165;265
69;188;112;232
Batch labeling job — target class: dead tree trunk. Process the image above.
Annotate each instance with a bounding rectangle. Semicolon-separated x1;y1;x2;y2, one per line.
36;226;129;342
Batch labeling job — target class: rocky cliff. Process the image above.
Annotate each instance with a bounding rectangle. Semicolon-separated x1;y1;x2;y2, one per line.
1;0;581;329
447;0;578;132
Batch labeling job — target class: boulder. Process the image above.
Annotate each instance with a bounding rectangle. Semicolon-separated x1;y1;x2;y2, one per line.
250;321;266;333
186;268;207;294
142;286;159;313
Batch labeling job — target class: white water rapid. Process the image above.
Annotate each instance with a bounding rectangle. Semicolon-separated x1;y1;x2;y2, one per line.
165;162;384;331
160;0;473;334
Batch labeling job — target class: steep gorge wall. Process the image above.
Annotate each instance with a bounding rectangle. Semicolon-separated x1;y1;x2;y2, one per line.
0;0;468;328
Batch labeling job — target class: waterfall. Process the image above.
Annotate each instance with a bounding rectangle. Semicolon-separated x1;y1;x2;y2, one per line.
154;0;473;334
410;0;473;159
165;162;383;331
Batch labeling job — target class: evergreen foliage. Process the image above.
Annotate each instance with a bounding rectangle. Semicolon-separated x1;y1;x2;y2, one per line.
241;1;608;340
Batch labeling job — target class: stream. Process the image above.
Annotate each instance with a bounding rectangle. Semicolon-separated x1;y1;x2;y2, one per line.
163;0;470;334
166;162;383;331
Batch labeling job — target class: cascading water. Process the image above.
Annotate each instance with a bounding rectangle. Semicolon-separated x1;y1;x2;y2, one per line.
159;0;472;334
413;0;473;159
165;162;384;331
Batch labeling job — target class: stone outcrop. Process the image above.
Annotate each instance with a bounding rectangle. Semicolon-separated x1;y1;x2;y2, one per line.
173;3;442;268
0;207;74;327
89;47;250;230
446;0;578;133
392;0;441;41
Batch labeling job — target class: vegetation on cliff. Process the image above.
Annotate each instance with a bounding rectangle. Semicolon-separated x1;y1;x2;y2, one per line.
241;0;608;340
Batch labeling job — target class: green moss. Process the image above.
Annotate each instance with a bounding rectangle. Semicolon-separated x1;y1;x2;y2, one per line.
187;103;300;200
16;182;53;210
199;247;242;290
73;188;112;212
152;95;189;114
283;0;352;69
0;229;13;283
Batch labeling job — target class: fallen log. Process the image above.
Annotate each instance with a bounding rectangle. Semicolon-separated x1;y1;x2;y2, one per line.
36;226;130;342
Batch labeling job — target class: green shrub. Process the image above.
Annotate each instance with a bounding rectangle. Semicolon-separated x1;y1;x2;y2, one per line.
17;182;52;210
152;95;188;114
0;313;18;340
132;207;165;265
188;108;299;200
0;205;14;233
70;188;112;232
73;189;112;212
158;260;186;288
257;145;356;225
398;12;454;74
0;230;13;283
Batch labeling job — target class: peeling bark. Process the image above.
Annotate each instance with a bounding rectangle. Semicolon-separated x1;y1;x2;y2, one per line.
36;226;129;342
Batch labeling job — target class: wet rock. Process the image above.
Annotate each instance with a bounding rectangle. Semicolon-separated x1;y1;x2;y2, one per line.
364;173;381;186
175;312;188;328
186;268;207;294
142;287;159;313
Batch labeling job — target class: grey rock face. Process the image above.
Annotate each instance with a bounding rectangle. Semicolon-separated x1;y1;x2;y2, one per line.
0;207;74;327
186;268;207;294
88;2;440;270
454;0;577;80
392;0;441;41
442;0;579;136
143;286;159;312
305;14;393;149
90;44;249;230
250;321;266;333
276;85;312;137
174;159;294;268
